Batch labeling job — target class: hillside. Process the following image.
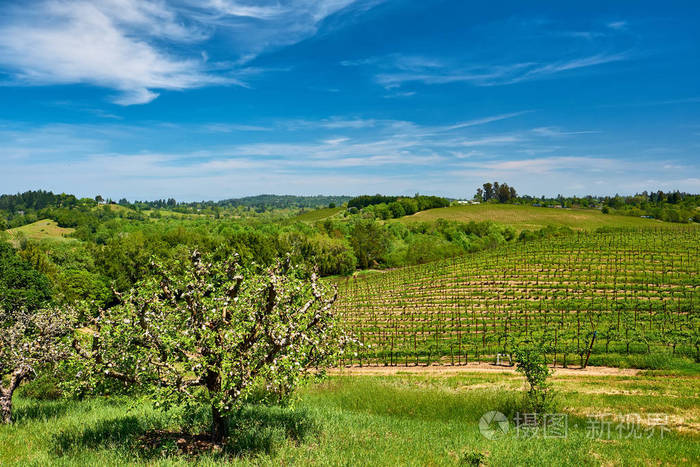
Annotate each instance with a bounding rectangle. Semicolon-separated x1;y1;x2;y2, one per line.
292;206;344;222
6;219;75;245
398;204;666;232
213;194;351;210
334;227;699;366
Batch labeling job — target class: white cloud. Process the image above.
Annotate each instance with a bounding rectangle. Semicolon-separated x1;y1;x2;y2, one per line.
439;112;531;132
531;127;600;137
323;137;351;145
5;149;696;200
0;0;376;104
473;156;620;174
509;52;631;84
179;0;375;57
369;52;632;89
453;135;522;147
284;117;379;130
2;118;698;200
201;123;272;132
347;17;636;90
607;21;628;30
0;0;234;104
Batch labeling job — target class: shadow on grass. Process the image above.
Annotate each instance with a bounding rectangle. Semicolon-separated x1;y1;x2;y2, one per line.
52;415;150;457
51;405;317;461
13;400;72;422
226;405;318;456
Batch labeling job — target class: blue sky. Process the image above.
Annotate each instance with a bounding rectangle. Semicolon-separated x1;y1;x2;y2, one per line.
0;0;698;201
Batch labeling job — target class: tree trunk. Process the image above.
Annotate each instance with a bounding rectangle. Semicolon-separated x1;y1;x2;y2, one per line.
205;365;227;443
1;368;28;424
0;391;12;424
211;404;228;443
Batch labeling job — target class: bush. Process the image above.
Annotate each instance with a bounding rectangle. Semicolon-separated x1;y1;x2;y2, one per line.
514;342;556;414
461;449;487;466
15;373;62;400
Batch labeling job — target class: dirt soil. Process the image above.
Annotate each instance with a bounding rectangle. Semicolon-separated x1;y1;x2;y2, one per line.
330;362;639;377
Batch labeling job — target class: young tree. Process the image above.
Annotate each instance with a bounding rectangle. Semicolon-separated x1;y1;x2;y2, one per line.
0;307;74;423
74;250;348;442
514;341;555;413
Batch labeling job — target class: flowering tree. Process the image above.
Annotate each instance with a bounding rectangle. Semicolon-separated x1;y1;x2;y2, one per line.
0;307;74;423
74;250;347;442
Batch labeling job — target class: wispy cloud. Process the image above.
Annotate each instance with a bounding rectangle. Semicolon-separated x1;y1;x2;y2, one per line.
201;123;272;132
438;111;532;131
607;21;628;30
361;52;633;89
597;96;700;108
0;0;379;104
0;1;235;104
508;52;631;83
284;117;379;130
531;127;600;137
2;117;698;199
469;156;622;174
343;17;637;90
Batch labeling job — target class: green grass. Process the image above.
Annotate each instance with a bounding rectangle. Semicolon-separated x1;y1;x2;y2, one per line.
292;206;344;222
398;204;675;232
2;370;698;465
6;219;76;245
141;209;205;219
96;204;132;213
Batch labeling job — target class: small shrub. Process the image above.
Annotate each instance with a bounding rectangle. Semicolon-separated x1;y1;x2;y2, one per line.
461;449;487;466
514;342;556;414
16;373;62;400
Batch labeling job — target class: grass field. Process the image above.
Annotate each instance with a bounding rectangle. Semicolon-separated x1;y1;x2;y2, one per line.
2;368;697;465
292;206;344;222
399;204;667;232
6;219;75;245
98;204;132;213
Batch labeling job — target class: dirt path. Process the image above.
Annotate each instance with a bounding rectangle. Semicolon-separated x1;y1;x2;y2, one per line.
330;362;639;377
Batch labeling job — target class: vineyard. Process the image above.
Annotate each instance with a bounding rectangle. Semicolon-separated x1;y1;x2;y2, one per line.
334;227;700;366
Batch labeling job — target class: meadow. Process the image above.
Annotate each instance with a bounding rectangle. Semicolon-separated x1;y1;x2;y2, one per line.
291;206;344;222
399;204;664;232
6;219;75;245
1;368;697;466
